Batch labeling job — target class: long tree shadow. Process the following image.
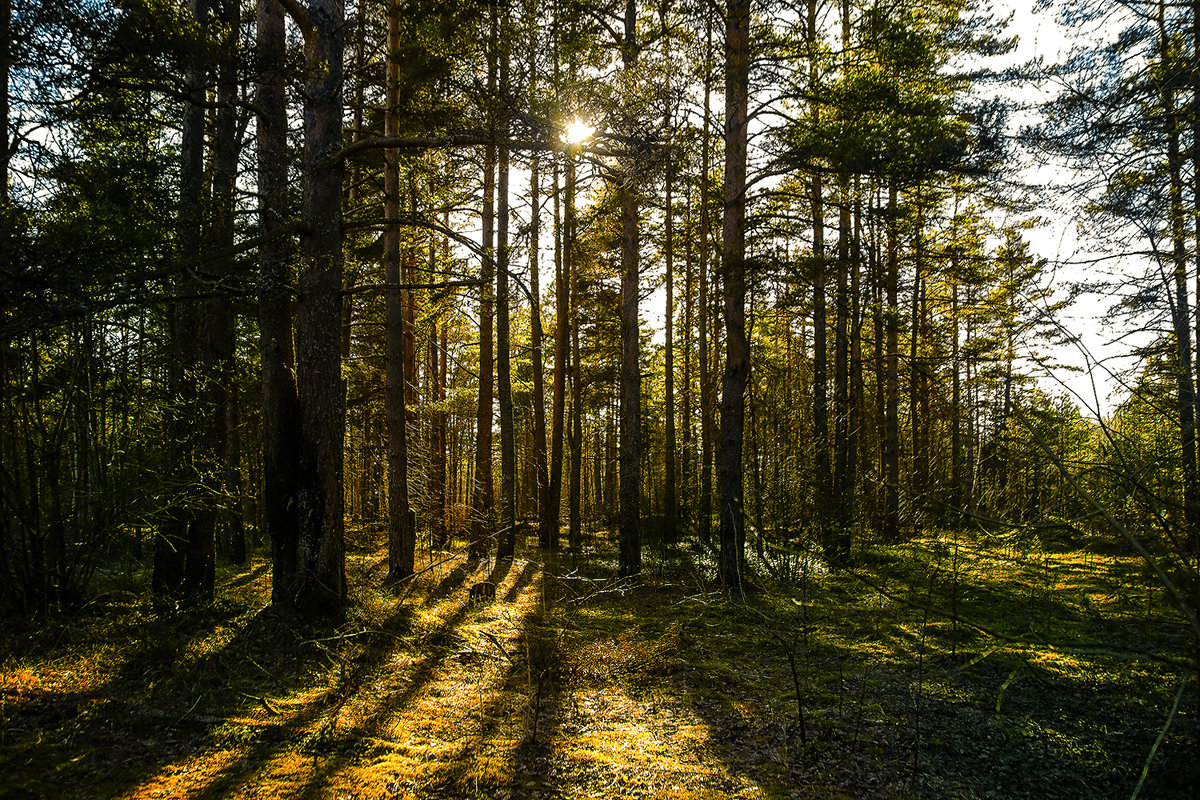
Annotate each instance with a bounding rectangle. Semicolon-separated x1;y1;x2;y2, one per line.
0;560;344;798
186;555;506;799
277;555;549;797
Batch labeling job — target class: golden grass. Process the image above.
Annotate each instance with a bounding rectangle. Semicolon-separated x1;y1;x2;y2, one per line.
1;526;1196;799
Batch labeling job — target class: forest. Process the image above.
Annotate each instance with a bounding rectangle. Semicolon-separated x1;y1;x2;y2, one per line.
2;0;1199;797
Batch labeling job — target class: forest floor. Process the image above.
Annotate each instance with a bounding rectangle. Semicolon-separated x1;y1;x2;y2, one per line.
1;524;1198;799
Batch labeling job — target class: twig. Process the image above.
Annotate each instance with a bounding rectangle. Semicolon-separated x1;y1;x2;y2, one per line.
1130;670;1191;800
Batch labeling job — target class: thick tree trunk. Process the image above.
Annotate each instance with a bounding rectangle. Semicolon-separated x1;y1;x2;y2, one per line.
291;0;347;614
717;0;750;588
256;0;301;605
836;188;861;563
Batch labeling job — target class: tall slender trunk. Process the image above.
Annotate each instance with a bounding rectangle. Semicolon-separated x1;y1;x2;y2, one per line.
1193;0;1200;560
883;185;900;542
808;0;830;553
698;17;714;546
472;140;496;558
833;179;850;556
870;190;885;529
155;0;214;603
211;0;244;564
498;142;517;557
664;170;678;544
681;189;694;531
618;0;641;576
1159;9;1200;555
838;184;862;563
951;277;962;512
718;0;750;588
384;1;413;581
569;288;582;551
436;321;449;544
542;158;568;550
0;0;8;201
528;6;549;532
909;204;927;533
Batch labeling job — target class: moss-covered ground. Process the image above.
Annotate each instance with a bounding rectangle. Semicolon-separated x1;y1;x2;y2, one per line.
2;525;1196;799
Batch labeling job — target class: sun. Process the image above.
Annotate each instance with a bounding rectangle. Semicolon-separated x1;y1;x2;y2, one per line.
563;118;595;145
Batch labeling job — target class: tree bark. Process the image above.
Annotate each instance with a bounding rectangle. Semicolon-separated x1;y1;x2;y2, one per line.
527;5;549;538
664;170;677;544
718;0;750;588
256;0;302;606
1158;10;1200;556
883;185;900;543
542;158;568;551
808;0;831;557
497;141;517;558
291;0;347;614
155;0;214;604
698;17;714;547
385;1;414;582
618;0;641;576
211;0;244;564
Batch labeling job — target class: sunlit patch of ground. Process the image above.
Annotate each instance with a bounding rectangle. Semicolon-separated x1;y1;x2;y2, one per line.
1;525;1197;799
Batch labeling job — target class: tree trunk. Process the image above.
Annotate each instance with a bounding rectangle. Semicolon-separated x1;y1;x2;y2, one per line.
808;0;831;557
155;0;214;604
212;0;244;564
664;170;677;544
472;139;496;559
542;158;568;551
256;0;302;605
837;186;862;563
618;0;641;577
698;17;714;547
717;0;750;588
385;1;414;581
528;13;549;536
1159;10;1200;556
497;141;517;558
291;0;347;614
883;185;900;543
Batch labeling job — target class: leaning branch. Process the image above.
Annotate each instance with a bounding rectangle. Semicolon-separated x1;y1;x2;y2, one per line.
274;0;313;43
343;279;484;296
336;133;624;162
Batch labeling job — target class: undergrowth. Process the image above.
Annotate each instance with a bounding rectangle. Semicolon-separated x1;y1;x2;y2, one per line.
0;525;1196;799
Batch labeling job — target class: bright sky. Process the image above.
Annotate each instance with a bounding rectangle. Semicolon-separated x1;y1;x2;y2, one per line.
985;0;1145;418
